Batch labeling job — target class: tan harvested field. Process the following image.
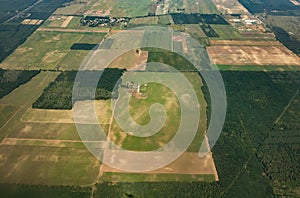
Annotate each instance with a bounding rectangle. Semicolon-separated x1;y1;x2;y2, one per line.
21;100;112;124
60;16;74;28
108;49;148;70
102;152;218;180
211;0;250;14
207;45;300;66
210;40;282;46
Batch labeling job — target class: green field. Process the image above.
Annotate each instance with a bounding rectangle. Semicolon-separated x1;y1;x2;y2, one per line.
1;32;82;70
0;72;59;141
184;0;219;14
129;16;159;25
80;0;154;17
0;31;106;70
0;72;103;186
0;145;100;185
58;33;106;70
0;104;19;128
146;48;195;71
109;71;206;152
112;0;154;17
54;3;84;15
210;24;242;40
158;15;174;25
109;81;181;151
217;64;300;71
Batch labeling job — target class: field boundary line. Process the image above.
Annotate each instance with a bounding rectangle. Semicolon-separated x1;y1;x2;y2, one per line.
37;27;109;33
0;106;22;133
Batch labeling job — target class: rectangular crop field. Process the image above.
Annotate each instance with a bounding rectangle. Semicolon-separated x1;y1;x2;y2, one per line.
129;16;159;25
210;25;242;40
184;0;220;14
207;45;300;66
0;31;84;70
0;145;100;185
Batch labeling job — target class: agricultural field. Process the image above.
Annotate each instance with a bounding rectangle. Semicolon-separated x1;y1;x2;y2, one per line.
1;0;300;197
184;0;220;14
0;31;106;70
211;0;250;15
53;2;85;15
209;40;282;46
101;71;217;181
0;0;74;63
108;49;148;70
207;45;300;66
145;48;195;71
78;0;154;18
210;24;242;40
184;24;207;40
129;16;159;26
158;15;174;25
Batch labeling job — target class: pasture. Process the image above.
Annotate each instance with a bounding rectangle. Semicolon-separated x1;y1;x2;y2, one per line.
129;17;159;25
184;24;207;40
210;24;242;40
54;3;84;15
82;0;154;17
108;80;181;151
184;0;219;14
0;31;106;70
0;145;100;185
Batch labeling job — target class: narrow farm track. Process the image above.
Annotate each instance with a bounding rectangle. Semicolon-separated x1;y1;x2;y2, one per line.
274;89;299;124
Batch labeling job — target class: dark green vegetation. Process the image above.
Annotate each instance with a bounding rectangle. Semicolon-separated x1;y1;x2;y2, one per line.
0;0;36;23
269;26;300;56
238;0;300;15
0;183;90;198
94;71;299;197
145;48;196;71
1;69;299;197
171;13;228;25
258;72;300;197
211;71;300;197
70;43;99;50
0;69;39;99
0;0;72;62
95;182;220;197
32;68;125;109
